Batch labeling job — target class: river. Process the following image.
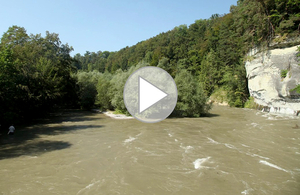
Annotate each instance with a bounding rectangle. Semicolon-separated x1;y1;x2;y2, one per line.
0;106;299;195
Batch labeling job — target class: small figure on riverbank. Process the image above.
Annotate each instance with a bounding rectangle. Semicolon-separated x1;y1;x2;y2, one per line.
292;124;299;129
7;125;15;135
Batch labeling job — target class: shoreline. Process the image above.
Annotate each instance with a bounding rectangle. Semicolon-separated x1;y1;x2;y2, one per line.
103;111;134;119
92;109;133;119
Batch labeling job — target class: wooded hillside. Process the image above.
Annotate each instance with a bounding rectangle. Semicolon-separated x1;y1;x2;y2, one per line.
1;0;299;124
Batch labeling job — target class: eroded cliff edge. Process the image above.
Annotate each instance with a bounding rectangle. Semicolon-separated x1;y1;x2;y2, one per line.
245;45;300;115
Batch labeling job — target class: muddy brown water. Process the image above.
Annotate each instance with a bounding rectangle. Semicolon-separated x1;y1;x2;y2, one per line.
0;106;300;195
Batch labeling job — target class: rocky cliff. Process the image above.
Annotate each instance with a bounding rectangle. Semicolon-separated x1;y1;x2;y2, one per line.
245;45;300;115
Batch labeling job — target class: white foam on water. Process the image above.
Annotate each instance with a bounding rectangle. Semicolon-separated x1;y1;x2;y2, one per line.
124;136;136;143
193;157;211;170
219;170;230;175
246;153;269;160
250;122;258;127
225;143;236;149
241;144;250;148
123;132;143;144
180;144;194;153
73;175;80;179
168;133;173;137
261;113;278;120
241;188;253;195
241;189;250;195
261;111;299;120
267;116;276;120
75;160;82;165
131;156;138;163
259;160;289;173
241;181;253;195
135;147;162;156
207;137;220;144
256;111;261;115
77;180;103;195
186;146;193;150
174;139;178;142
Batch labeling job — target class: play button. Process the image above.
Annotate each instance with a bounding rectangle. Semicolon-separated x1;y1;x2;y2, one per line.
139;76;168;113
124;66;177;123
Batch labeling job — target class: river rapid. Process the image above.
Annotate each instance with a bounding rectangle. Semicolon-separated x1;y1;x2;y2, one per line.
0;106;299;195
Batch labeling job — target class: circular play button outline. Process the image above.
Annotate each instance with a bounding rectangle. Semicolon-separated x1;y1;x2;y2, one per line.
123;66;177;123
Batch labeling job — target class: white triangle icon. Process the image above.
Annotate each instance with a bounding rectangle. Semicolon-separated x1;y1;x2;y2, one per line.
139;76;168;113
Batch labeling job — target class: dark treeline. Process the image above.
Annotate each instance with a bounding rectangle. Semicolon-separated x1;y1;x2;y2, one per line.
0;0;299;126
0;26;78;126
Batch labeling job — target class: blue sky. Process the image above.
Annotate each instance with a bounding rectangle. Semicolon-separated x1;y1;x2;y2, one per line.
1;0;237;55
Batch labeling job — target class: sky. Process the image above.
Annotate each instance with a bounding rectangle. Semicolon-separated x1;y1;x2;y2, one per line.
1;0;237;55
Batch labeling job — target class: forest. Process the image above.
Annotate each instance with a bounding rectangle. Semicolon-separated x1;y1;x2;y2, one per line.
0;0;299;126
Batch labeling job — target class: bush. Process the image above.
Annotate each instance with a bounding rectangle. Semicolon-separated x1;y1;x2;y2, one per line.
210;87;229;105
291;85;300;94
109;69;130;113
79;83;97;109
281;69;288;78
173;69;211;117
96;72;113;110
100;61;148;114
244;96;256;109
76;71;102;109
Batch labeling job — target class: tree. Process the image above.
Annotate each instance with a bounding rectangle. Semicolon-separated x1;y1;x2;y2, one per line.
174;69;210;117
96;72;113;110
0;48;20;124
0;26;78;123
76;71;102;109
1;25;29;47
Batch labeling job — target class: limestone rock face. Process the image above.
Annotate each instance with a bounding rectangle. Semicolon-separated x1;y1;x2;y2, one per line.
245;45;300;115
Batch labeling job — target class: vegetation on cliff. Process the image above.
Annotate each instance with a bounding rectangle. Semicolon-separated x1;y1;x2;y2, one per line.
291;46;300;93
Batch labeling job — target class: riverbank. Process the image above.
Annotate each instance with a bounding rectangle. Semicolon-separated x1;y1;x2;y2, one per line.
103;111;133;119
92;109;133;119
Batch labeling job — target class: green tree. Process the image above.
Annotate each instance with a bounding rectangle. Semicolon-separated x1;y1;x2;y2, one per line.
174;70;210;117
96;72;113;110
0;26;77;123
76;71;102;109
157;57;171;74
198;50;220;95
0;48;20;124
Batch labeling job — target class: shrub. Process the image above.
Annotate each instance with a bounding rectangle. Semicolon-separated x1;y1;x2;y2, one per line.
173;69;211;117
244;96;256;109
76;71;102;109
106;61;148;114
96;72;113;110
291;85;300;94
281;69;288;78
